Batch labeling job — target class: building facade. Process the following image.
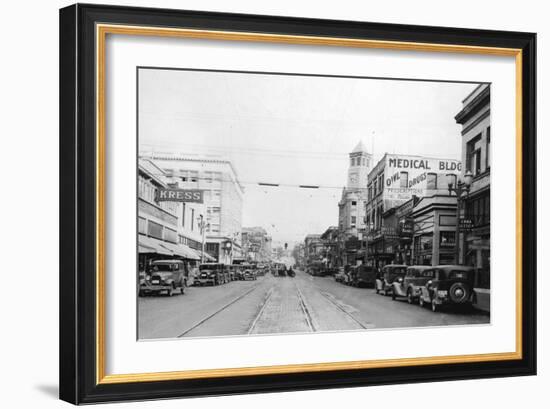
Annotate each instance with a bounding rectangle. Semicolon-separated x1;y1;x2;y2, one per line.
304;234;324;264
241;227;272;262
139;152;244;264
411;195;458;266
337;141;372;265
364;153;462;268
138;159;203;273
455;84;491;271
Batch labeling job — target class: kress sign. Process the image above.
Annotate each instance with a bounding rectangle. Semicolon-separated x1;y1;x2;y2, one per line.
156;188;204;203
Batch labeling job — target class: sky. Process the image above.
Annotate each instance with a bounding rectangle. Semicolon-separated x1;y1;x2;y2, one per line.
138;68;478;245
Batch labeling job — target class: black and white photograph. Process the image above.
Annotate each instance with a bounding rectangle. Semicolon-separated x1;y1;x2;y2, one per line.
137;68;491;340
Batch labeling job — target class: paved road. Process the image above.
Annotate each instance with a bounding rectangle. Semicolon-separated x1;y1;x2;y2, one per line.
138;269;489;339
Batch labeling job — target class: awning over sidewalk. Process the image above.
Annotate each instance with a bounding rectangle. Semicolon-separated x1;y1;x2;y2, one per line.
161;241;200;260
193;249;216;262
139;235;172;256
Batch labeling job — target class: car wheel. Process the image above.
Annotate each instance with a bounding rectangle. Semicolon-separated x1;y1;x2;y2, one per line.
391;291;396;300
407;289;414;304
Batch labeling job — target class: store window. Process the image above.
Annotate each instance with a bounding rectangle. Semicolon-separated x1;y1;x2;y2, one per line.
466;192;490;226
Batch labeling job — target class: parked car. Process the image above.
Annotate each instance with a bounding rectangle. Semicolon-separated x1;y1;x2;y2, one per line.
418;265;475;312
197;263;227;286
375;264;407;296
352;265;377;288
344;266;357;286
391;265;434;303
140;260;188;296
334;267;347;283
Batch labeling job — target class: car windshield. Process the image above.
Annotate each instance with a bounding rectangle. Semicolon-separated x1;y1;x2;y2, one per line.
153;264;177;272
200;264;221;271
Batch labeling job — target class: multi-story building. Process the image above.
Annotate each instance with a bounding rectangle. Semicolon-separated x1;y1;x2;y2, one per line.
304;234;324;264
138;159;204;272
337;141;372;265
241;227;272;262
320;226;339;268
365;153;462;268
455;84;491;270
140;152;244;264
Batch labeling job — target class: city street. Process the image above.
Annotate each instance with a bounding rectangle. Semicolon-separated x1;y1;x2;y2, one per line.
138;269;489;339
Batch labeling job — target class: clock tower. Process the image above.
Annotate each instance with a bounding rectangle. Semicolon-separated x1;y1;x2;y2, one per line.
347;140;372;189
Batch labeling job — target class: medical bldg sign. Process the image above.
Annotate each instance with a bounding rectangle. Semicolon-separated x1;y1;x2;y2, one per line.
381;154;462;206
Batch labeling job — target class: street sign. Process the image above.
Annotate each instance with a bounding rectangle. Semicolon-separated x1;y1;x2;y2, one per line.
459;217;474;231
156;188;204;203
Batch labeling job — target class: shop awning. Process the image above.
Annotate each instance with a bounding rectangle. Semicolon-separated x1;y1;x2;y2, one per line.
160;241;200;260
138;243;156;254
193;249;216;262
138;236;172;256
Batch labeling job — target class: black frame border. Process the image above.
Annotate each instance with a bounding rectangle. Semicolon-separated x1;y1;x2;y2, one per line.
59;3;536;404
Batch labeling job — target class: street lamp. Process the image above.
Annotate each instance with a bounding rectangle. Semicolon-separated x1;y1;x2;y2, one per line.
447;170;473;264
197;216;209;264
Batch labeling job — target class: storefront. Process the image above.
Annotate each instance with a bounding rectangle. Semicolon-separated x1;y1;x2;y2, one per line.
411;195;458;266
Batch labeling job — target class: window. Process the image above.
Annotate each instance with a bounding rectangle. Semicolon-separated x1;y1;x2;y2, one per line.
368;184;372;201
351;216;356;224
447;174;457;189
181;203;185;227
466;134;482;176
373;180;377;195
466;192;490;226
350;157;355;166
399;171;408;188
351;201;357;206
427;173;437;189
378;174;384;194
485;126;491;170
439;231;456;247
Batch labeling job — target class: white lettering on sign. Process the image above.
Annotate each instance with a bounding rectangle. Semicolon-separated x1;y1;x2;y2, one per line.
156;189;204;203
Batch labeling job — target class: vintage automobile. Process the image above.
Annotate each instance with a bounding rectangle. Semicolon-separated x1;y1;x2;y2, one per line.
391;265;434;303
243;269;257;281
375;264;407;296
418;265;476;312
139;260;188;296
197;263;228;286
334;267;347;283
352;265;377;288
344;266;357;286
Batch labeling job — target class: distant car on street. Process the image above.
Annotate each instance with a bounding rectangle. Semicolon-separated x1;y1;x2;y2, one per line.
140;260;188;296
243;269;257;280
197;263;228;286
375;264;407;296
334;268;347;283
417;265;476;312
391;265;434;303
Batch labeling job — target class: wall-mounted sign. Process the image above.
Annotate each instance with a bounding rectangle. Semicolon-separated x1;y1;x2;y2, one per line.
156;188;204;203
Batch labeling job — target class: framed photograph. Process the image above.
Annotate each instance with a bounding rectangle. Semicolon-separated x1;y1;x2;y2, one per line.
59;3;536;404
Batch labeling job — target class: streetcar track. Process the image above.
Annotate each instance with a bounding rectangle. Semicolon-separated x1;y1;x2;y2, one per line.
177;284;260;337
295;283;316;332
247;287;275;334
318;291;373;329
